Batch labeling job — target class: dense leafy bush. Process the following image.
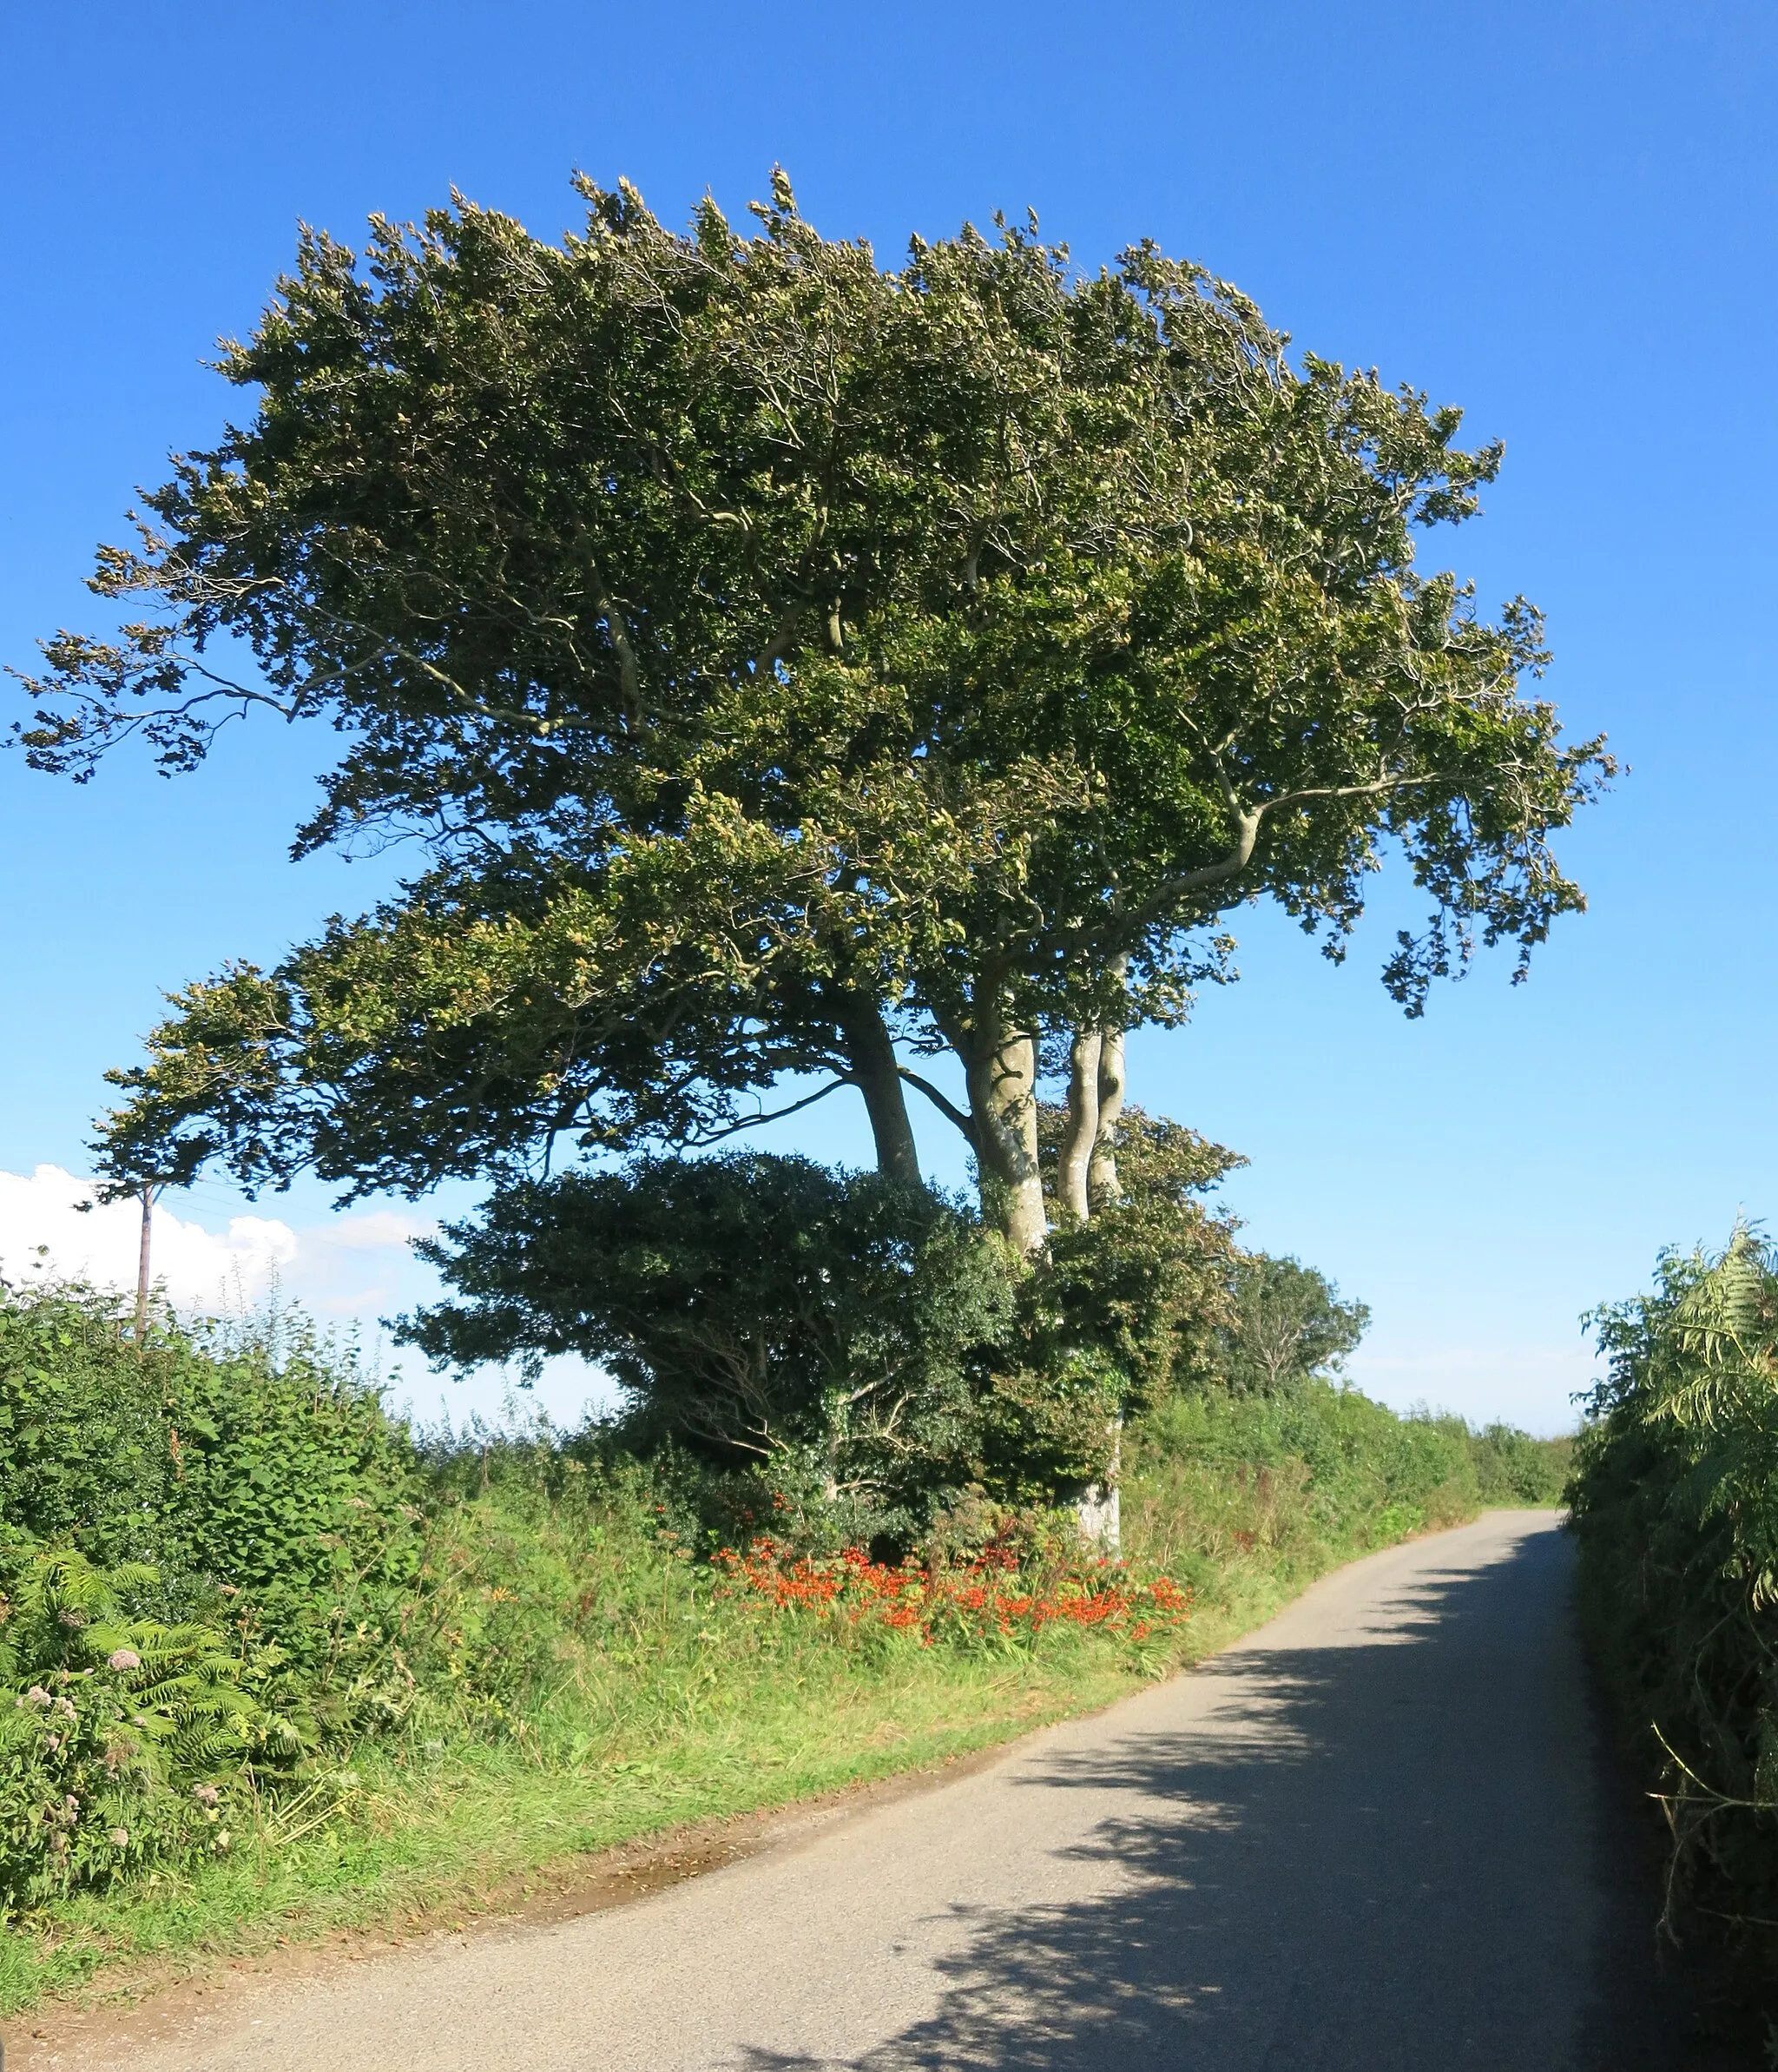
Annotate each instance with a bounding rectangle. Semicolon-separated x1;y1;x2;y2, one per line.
0;1286;171;1568
0;1283;421;1672
1468;1422;1570;1505
1031;1107;1242;1415
409;1132;1258;1534
407;1158;1018;1536
1568;1226;1778;1937
161;1312;423;1679
1130;1382;1478;1573
0;1278;424;1905
1128;1382;1568;1587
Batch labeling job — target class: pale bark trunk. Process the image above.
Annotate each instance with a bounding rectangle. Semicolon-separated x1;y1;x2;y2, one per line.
134;1184;154;1353
1087;1024;1127;1206
1058;1029;1102;1223
834;993;921;1185
963;1002;1045;1253
1077;955;1129;1547
1077;1418;1123;1551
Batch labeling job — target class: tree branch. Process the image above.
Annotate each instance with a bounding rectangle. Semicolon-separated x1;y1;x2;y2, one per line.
682;1074;853;1145
896;1067;977;1146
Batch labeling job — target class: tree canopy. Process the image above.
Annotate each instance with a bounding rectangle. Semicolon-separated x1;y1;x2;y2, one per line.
15;171;1613;1238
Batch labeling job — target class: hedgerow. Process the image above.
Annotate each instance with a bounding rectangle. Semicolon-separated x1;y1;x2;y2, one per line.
0;1261;1561;1937
1568;1225;1778;1944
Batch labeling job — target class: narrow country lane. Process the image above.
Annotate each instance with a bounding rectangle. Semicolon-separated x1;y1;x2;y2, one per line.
23;1512;1668;2071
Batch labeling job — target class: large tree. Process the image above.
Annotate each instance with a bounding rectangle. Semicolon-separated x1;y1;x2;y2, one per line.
16;173;1611;1236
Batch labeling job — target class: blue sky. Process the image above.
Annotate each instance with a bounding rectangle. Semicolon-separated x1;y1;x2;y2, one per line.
2;1;1773;1432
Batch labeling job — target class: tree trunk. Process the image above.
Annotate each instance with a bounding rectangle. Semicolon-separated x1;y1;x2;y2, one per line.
1058;1028;1102;1223
833;992;922;1184
963;1000;1046;1253
134;1184;155;1354
1077;1418;1123;1551
1077;956;1129;1548
1083;954;1129;1206
1088;1024;1127;1205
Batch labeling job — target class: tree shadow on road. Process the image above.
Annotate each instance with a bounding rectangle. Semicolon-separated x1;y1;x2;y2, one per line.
733;1527;1688;2072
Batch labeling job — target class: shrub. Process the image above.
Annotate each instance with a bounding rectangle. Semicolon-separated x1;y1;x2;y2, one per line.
1468;1422;1570;1504
162;1311;424;1682
0;1283;424;1656
1129;1381;1482;1567
1568;1225;1778;1937
1034;1105;1243;1412
0;1281;175;1569
405;1158;1035;1534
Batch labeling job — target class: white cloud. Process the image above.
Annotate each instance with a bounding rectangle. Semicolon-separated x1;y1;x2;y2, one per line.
0;1165;306;1310
0;1164;442;1320
0;1165;610;1429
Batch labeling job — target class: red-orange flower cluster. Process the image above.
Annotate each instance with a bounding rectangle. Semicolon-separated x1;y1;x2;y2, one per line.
708;1537;1190;1647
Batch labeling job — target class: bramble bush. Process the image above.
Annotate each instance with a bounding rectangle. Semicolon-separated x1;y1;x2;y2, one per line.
0;1278;419;1907
0;1283;422;1661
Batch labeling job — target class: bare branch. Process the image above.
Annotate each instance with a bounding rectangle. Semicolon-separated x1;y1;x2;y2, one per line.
682;1074;853;1145
896;1067;977;1145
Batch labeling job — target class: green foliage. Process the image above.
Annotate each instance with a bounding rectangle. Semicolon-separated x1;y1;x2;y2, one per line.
1129;1382;1479;1573
1219;1254;1370;1396
1568;1224;1778;1938
0;1283;172;1567
1034;1105;1244;1414
0;1268;1565;1992
161;1313;424;1685
1127;1382;1566;1607
0;1279;422;1678
18;175;1609;1226
0;1282;429;1906
1468;1422;1570;1505
405;1158;1020;1536
406;1129;1251;1526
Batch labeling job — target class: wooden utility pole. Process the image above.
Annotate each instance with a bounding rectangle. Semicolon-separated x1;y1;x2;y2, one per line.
135;1184;155;1351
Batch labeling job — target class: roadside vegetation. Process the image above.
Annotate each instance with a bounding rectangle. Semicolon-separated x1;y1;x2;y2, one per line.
0;1223;1564;2014
1568;1224;1778;2006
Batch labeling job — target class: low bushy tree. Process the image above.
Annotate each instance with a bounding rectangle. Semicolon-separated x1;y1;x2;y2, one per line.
1220;1255;1369;1396
404;1157;1017;1533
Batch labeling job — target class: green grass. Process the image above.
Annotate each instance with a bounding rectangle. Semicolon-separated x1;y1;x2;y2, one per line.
0;1641;1140;2013
0;1382;1567;2016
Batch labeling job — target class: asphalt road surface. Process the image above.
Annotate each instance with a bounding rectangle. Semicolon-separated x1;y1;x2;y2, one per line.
37;1509;1673;2070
